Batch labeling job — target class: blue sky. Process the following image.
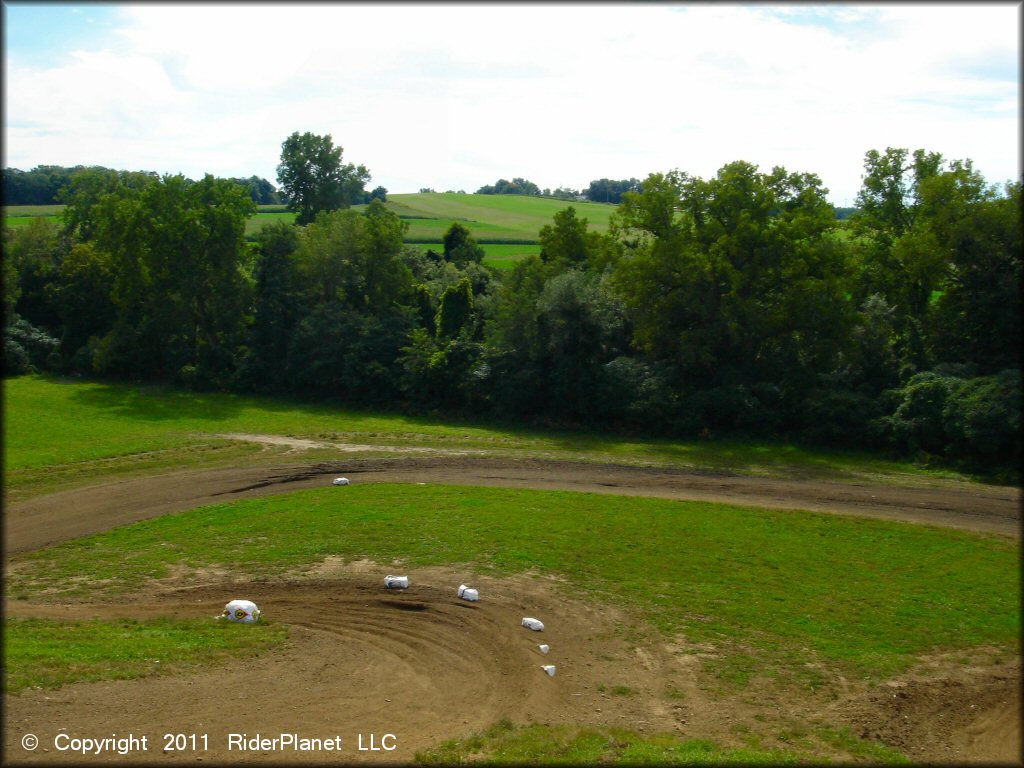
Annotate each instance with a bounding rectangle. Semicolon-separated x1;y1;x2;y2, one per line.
3;3;1020;204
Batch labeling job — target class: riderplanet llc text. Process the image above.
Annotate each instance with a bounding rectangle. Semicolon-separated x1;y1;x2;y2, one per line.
229;732;398;753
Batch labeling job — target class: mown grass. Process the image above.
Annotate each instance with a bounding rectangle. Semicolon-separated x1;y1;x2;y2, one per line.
244;210;295;236
10;484;1018;681
3;215;61;228
4;376;983;501
415;719;811;765
3;617;288;693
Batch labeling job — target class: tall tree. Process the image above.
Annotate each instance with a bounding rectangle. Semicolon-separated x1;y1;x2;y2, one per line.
612;163;851;391
87;174;256;382
276;132;370;225
441;222;485;267
293;202;412;310
929;180;1021;372
247;221;300;390
538;206;601;269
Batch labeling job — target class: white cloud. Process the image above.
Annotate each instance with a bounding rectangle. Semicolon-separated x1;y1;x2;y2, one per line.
3;3;1019;202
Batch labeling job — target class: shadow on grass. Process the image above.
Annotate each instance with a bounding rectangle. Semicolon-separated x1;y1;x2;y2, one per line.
65;380;249;423
52;375;992;483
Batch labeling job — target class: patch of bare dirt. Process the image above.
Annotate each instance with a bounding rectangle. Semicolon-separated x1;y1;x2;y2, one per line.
831;648;1021;764
213;432;483;457
3;566;719;763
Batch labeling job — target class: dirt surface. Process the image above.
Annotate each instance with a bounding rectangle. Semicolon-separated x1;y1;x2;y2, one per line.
3;456;1022;764
5;456;1020;556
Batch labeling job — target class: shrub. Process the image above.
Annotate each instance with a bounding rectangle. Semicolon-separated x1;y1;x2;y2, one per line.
883;372;956;455
944;370;1020;465
4;316;59;374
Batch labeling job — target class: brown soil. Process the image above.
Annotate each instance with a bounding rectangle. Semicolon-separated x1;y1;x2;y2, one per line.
3;457;1021;764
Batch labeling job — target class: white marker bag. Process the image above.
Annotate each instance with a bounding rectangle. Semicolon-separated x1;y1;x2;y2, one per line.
223;599;261;623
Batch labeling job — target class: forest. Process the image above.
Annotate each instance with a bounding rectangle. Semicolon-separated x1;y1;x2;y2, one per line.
4;141;1020;477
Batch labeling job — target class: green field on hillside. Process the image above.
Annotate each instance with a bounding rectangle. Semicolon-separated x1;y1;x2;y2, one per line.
409;242;541;269
380;192;616;241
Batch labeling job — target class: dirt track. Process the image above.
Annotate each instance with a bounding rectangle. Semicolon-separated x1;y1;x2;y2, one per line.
4;457;1022;764
4;457;1020;556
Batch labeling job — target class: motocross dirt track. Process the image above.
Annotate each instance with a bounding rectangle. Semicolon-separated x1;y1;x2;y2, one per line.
4;456;1022;764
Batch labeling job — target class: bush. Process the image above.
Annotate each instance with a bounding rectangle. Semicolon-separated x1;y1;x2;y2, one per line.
944;370;1020;465
883;368;1020;471
4;337;32;376
4;316;59;373
883;372;956;455
800;387;887;448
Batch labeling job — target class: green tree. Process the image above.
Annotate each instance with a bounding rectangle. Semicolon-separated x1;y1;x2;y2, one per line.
441;222;485;267
87;174;256;383
293;202;412;310
231;175;281;205
538;206;602;269
276;131;370;225
245;221;300;391
585;178;641;204
4;217;66;332
929;180;1021;372
50;241;117;366
59;167;157;241
436;277;474;339
612;163;851;394
476;177;541;196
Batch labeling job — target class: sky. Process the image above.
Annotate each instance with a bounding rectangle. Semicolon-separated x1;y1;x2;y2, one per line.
3;2;1020;205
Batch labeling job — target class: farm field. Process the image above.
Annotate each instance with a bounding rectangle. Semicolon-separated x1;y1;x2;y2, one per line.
409;242;542;269
377;192;616;240
5;199;563;269
3;374;1021;763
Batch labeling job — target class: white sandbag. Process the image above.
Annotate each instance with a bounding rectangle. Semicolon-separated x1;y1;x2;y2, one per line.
384;575;409;589
222;599;261;623
521;617;544;631
542;665;556;677
333;477;350;486
457;584;479;601
538;644;550;654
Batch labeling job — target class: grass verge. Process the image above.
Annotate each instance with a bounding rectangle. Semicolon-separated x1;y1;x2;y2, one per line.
10;484;1018;681
4;376;990;502
3;617;288;693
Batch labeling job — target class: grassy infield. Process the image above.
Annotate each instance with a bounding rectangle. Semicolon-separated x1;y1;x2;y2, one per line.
3;376;1020;764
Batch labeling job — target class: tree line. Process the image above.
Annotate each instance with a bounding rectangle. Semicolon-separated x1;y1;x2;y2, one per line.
2;165;287;206
4;141;1019;477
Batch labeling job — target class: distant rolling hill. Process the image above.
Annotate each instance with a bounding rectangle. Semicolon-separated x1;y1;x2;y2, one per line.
3;194;618;270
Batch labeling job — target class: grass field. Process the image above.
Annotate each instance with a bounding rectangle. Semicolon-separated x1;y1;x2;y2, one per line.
409;242;542;269
9;483;1018;682
381;193;616;238
3;617;287;693
3;375;979;502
